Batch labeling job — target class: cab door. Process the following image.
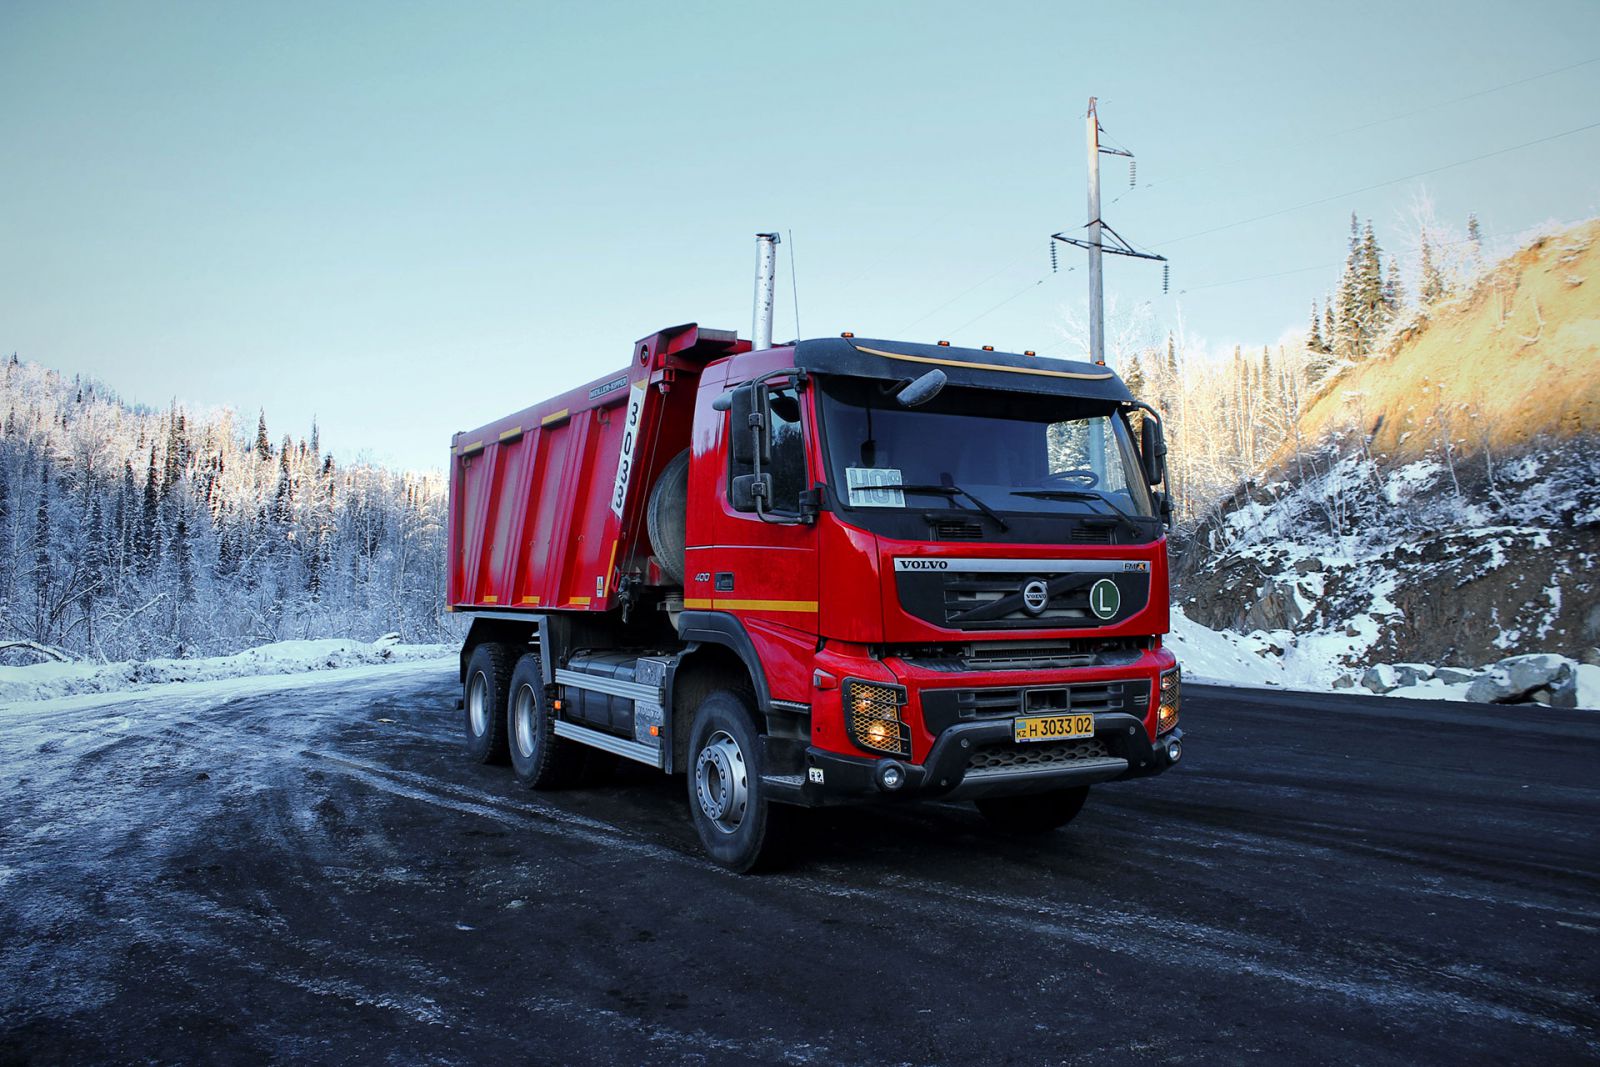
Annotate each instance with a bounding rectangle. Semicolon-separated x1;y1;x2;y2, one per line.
685;373;820;689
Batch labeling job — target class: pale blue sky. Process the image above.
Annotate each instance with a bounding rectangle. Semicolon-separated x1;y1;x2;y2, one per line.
3;1;1598;470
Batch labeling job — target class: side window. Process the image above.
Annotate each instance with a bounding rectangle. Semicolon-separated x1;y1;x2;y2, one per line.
730;385;806;513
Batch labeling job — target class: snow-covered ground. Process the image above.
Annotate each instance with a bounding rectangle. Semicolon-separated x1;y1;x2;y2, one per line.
0;637;455;710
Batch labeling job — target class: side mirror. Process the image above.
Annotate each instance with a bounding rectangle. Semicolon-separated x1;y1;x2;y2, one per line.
727;384;770;467
1140;417;1166;486
731;472;770;512
896;368;947;408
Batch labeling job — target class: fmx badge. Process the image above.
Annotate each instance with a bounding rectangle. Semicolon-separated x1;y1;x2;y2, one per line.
1089;578;1121;620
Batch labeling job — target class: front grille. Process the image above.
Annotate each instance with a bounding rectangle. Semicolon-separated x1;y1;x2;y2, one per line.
890;638;1146;672
894;563;1150;632
920;679;1152;735
968;737;1109;770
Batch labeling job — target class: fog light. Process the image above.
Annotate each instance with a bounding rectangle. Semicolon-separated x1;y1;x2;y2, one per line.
1157;667;1181;734
845;680;910;757
1166;740;1182;762
878;762;906;791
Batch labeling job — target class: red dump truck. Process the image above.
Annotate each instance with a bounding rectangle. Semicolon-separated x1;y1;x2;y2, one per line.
448;312;1182;870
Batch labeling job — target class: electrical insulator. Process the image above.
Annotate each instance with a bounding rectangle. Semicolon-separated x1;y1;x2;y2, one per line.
1129;159;1137;187
1050;241;1058;274
1162;263;1170;294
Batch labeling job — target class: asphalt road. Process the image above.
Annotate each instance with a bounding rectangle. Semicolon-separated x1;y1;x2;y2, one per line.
2;665;1597;1065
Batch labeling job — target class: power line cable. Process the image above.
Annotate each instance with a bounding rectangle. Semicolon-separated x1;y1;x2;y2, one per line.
1152;119;1600;249
944;278;1046;338
1140;55;1600;197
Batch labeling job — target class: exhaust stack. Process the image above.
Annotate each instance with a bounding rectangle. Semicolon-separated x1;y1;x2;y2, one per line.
752;232;780;350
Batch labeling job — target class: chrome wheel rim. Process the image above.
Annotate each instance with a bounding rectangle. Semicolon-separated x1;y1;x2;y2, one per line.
694;730;748;835
467;672;489;736
513;683;537;760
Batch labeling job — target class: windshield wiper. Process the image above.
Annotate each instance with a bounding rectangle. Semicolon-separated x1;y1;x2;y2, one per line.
1009;488;1144;540
898;483;1011;532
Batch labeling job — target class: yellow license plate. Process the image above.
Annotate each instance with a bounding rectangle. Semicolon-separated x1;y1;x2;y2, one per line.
1013;713;1096;743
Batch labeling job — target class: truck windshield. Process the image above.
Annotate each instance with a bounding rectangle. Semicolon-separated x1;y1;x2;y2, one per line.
815;377;1155;520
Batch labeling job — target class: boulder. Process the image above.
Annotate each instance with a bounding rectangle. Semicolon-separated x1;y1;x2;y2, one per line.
1391;663;1435;687
1581;647;1600;668
1243;579;1308;632
1332;674;1357;690
1361;665;1399;694
1293;557;1326;575
1433;666;1479;686
1465;654;1577;704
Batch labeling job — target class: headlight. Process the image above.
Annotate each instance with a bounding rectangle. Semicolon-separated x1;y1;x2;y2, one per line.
845;680;910;757
1157;666;1181;734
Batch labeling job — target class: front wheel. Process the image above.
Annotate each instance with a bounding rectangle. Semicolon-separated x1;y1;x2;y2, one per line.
975;786;1090;835
686;691;781;873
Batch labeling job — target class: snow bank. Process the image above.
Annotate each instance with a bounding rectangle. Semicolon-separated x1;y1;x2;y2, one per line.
1167;609;1599;710
1166;607;1288;688
0;637;455;708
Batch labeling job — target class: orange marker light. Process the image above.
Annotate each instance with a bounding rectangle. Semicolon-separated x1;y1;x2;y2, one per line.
1024;350;1036;357
981;345;994;352
841;331;855;338
937;340;950;347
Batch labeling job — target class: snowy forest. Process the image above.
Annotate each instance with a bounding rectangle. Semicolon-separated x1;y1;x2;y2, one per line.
0;359;451;664
1099;210;1487;527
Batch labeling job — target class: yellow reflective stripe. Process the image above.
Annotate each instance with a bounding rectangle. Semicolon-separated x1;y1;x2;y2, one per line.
540;408;570;426
457;440;484;456
852;344;1114;381
498;425;523;442
710;599;817;612
568;596;592;606
683;597;714;609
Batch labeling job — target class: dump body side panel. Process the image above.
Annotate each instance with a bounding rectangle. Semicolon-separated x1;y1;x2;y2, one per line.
447;324;745;614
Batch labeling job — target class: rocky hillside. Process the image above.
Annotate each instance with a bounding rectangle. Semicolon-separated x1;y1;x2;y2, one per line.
1175;221;1600;699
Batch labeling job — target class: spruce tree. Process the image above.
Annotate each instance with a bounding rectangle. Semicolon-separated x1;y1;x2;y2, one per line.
140;444;161;575
1308;301;1325;354
1419;231;1445;305
1383;260;1403;311
255;410;272;461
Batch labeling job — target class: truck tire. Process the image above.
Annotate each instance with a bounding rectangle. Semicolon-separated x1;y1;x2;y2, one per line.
686;690;780;872
647;449;690;585
975;786;1089;835
507;653;587;788
463;643;513;764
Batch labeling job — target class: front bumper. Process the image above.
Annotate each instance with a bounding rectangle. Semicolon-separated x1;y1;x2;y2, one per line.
765;717;1183;806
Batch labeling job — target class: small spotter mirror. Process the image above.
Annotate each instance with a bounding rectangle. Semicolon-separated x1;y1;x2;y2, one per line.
896;368;947;408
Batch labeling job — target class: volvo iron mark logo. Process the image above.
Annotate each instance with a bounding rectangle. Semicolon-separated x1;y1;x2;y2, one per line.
1021;579;1050;616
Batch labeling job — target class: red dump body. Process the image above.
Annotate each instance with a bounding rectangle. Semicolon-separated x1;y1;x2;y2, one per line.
447;324;745;612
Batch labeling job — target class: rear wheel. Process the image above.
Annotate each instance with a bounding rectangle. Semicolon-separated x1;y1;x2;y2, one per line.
463;643;513;764
975;787;1090;834
686;690;781;872
507;654;587;788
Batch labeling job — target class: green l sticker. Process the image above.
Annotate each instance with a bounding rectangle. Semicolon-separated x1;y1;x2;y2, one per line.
1089;578;1121;620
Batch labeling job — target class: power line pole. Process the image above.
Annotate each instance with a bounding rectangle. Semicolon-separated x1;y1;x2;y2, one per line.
1086;97;1105;367
1053;96;1165;370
